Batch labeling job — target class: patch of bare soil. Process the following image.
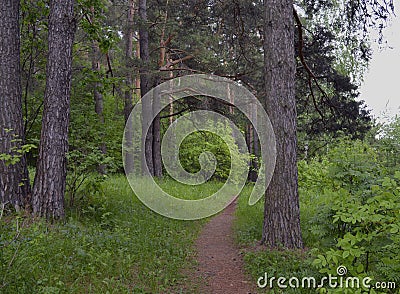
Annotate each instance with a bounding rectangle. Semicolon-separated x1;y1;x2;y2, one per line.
192;201;257;294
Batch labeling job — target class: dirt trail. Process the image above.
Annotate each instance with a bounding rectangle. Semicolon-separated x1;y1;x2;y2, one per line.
193;201;257;294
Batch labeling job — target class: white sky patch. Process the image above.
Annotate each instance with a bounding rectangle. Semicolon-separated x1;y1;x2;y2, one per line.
359;0;400;123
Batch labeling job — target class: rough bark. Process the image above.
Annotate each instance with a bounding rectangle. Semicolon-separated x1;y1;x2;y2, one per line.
139;0;154;176
262;0;303;248
0;0;31;210
32;0;76;219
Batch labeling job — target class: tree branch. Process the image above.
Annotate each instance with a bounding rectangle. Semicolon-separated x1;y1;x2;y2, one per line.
160;107;191;119
293;7;337;119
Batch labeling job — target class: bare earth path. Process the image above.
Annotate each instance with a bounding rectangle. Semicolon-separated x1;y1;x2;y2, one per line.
193;201;257;294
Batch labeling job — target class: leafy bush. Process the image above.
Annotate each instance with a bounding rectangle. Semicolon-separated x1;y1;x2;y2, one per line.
0;129;36;166
376;115;400;174
299;140;400;293
177;121;249;184
312;173;400;293
299;139;384;249
237;137;400;294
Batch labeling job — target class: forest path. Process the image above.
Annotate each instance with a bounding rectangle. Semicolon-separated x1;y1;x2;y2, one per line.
192;200;257;294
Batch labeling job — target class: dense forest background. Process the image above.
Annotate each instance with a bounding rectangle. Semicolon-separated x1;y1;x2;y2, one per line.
1;0;400;293
7;0;386;181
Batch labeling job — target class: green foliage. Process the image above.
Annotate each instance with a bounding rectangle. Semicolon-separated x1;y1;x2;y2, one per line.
6;1;398;292
325;139;382;189
65;149;109;207
67;48;125;177
177;122;249;184
0;129;36;166
0;176;207;293
376;116;400;173
312;175;400;293
298;139;384;246
77;0;119;53
300;139;400;293
236;137;400;294
20;0;48;158
244;250;318;294
66;85;124;206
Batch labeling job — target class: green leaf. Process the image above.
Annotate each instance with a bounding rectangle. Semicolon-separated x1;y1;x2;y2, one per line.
356;264;364;273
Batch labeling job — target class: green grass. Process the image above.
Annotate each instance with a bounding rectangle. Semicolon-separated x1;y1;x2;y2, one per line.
233;184;320;294
233;184;264;247
243;250;318;294
0;175;209;293
156;177;224;200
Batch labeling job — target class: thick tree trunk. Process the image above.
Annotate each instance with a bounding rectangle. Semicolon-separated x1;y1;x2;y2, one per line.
139;0;154;176
32;0;76;219
0;0;31;210
262;0;303;248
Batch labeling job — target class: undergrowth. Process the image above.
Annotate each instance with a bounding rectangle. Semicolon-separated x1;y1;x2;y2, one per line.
235;138;400;294
0;176;208;293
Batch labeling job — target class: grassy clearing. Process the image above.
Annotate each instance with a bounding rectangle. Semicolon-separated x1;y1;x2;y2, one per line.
0;176;209;293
